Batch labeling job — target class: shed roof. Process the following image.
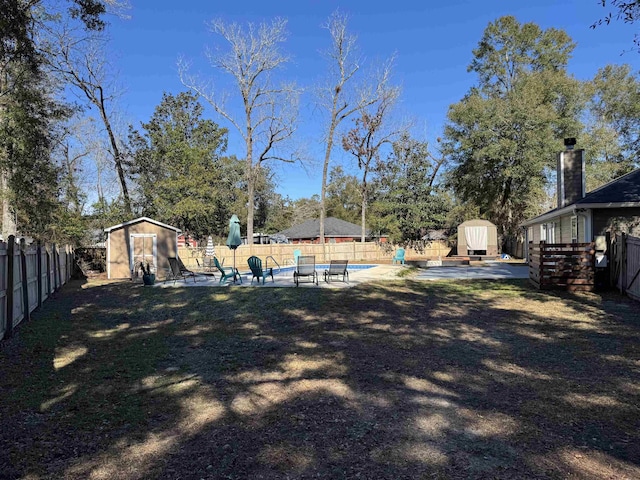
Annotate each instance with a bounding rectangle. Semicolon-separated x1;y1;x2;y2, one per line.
459;219;496;228
104;216;181;233
277;217;369;239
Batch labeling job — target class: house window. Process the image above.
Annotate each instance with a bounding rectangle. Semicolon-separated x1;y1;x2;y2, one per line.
571;216;578;243
541;222;556;243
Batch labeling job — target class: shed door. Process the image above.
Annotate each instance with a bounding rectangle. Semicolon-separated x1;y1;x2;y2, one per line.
465;226;488;251
130;234;157;274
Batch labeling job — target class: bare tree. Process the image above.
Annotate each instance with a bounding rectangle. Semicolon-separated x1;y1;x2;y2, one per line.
317;11;395;250
342;73;401;242
49;27;132;215
179;17;299;246
0;0;130;238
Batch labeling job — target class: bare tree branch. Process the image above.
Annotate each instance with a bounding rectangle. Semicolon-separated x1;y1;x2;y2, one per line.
317;10;398;249
47;25;132;214
342;70;402;242
179;17;300;244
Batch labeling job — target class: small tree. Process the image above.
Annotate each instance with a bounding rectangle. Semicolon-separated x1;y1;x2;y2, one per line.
371;134;449;242
341;75;400;242
128;91;244;239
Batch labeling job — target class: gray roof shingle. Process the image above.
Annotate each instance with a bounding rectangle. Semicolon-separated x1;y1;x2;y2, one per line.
522;167;640;226
576;168;640;205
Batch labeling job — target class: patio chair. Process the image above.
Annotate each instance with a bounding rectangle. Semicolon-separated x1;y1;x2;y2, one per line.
168;257;197;284
195;258;216;279
213;256;242;284
324;259;349;283
392;248;405;265
294;255;318;286
247;256;274;285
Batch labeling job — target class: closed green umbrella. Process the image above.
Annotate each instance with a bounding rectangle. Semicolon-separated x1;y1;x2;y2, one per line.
226;214;242;283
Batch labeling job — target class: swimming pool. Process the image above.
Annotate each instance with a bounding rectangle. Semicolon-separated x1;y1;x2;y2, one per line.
255;264;376;276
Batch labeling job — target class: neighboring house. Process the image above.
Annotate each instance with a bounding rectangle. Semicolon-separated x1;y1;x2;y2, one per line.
105;216;181;280
177;233;198;248
522;142;640;259
276;217;387;244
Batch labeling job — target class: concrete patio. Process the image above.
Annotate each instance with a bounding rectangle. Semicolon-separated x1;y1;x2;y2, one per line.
154;264;403;288
415;261;529;280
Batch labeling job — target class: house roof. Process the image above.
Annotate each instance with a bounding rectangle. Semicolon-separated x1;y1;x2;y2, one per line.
277;217;370;239
104;216;182;233
422;229;449;241
575;167;640;205
522;167;640;226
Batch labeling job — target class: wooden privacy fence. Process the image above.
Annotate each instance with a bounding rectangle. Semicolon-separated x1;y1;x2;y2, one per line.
612;234;640;302
178;241;451;271
529;242;596;292
0;236;73;340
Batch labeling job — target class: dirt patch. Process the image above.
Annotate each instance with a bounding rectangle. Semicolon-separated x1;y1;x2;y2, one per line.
1;278;639;479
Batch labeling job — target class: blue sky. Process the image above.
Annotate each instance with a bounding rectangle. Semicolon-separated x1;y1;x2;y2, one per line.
107;0;640;200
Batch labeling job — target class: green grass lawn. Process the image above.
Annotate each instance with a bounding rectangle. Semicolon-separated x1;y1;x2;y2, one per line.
1;278;639;479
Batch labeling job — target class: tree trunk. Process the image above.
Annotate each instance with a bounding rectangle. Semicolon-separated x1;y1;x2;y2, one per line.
246;120;254;252
361;171;367;243
1;172;17;238
321;97;340;257
320;135;336;260
361;195;366;243
99;89;131;215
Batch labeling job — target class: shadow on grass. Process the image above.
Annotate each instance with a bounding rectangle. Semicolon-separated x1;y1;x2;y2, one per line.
1;277;639;479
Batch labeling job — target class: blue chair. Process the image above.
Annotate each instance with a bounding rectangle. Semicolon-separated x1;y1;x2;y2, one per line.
247;256;274;285
213;256;241;284
293;249;301;264
392;248;405;265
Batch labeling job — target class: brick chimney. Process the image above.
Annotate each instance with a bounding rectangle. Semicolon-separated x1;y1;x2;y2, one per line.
557;138;585;208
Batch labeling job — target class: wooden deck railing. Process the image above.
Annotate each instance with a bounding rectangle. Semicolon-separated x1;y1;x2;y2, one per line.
529;242;595;292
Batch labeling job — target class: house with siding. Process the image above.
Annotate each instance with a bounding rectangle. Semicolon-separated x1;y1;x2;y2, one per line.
276;217;387;244
522;141;640;259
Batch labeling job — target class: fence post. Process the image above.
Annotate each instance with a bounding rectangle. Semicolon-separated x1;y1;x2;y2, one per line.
37;242;42;309
6;235;14;338
46;245;51;296
65;245;70;283
621;233;628;293
54;243;62;291
20;238;29;324
52;243;58;292
539;241;545;288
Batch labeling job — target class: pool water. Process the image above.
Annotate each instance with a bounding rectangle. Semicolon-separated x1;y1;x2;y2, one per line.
253;264;376;276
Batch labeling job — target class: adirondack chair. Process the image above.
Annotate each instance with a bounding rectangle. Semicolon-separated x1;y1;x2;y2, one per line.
392;248;406;265
294;255;318;286
291;249;301;266
168;257;197;284
324;259;349;283
213;256;241;284
247;256;274;285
